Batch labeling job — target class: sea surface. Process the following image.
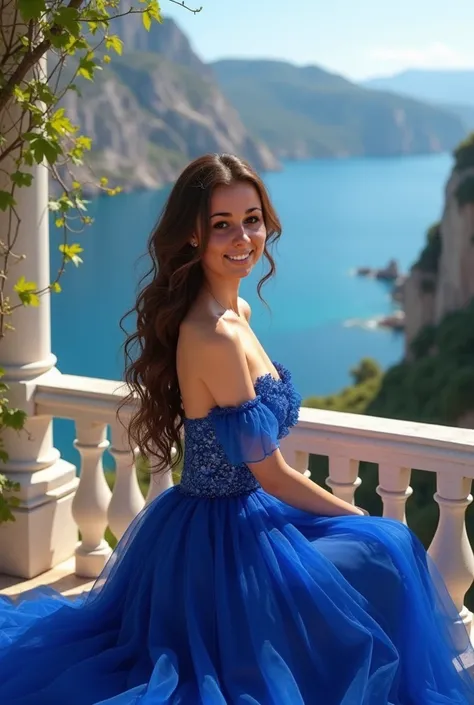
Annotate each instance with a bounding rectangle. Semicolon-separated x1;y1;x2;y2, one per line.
51;153;452;462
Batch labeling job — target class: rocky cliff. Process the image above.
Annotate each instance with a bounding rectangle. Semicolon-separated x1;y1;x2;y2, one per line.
404;135;474;352
304;134;474;429
60;13;278;193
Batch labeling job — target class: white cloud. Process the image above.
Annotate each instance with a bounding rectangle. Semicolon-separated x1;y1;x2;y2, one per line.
368;42;472;71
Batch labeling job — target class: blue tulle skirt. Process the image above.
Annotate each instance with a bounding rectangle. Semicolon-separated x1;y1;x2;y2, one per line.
1;486;474;704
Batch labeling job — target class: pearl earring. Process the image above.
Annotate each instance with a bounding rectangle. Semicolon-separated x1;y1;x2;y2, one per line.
191;241;198;248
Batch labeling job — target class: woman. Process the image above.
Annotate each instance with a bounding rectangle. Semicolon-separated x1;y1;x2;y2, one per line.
0;153;473;704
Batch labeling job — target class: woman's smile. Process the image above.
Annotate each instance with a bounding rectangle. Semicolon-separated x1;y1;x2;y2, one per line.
224;250;254;263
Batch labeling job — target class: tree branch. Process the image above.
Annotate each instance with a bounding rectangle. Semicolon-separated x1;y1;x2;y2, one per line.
0;0;85;114
168;0;203;13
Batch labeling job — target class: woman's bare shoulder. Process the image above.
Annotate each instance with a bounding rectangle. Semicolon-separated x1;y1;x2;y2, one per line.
239;297;251;321
179;310;240;359
178;312;254;407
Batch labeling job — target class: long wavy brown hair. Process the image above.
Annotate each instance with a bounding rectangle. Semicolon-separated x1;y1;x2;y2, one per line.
119;153;282;473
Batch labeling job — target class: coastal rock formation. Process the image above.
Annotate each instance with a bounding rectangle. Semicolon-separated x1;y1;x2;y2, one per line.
60;11;279;193
356;259;400;281
404;144;474;352
403;270;436;351
434;168;474;321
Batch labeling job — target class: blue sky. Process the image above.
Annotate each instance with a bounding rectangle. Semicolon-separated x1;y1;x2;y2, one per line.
164;0;474;80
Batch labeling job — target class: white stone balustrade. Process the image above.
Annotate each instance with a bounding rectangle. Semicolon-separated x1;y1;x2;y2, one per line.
72;421;112;578
108;419;145;542
327;456;361;505
2;368;474;649
33;375;174;578
287;406;474;645
377;462;412;523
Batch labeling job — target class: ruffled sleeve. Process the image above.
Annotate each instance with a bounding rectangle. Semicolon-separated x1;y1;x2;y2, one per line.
209;396;280;465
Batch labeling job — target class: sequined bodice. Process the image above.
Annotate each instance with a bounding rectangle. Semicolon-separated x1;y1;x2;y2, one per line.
179;363;301;499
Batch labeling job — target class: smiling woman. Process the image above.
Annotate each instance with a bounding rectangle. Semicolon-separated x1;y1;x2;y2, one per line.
2;154;474;705
194;186;266;277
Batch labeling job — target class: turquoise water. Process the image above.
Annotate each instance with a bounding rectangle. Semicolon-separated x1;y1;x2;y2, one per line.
51;153;452;462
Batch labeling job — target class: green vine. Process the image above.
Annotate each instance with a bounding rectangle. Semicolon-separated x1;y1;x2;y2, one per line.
0;0;200;523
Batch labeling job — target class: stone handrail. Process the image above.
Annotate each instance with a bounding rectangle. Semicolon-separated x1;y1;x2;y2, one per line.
35;373;173;578
35;374;474;646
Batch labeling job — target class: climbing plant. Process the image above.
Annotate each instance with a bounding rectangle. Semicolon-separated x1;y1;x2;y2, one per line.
0;0;200;522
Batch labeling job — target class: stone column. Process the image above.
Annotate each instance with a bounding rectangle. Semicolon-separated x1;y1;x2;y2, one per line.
0;27;78;578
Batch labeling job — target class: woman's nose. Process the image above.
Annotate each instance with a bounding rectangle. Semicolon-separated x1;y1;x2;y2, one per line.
233;223;251;243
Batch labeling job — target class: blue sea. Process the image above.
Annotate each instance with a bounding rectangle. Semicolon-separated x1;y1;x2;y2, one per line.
51;153;452;462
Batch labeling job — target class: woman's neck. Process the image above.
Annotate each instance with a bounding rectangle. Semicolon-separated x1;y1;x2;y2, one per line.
204;278;240;316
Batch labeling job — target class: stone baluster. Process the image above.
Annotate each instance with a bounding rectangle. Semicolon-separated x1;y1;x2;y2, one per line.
108;420;145;541
326;456;361;504
429;473;474;651
72;421;112;578
280;438;310;477
376;463;412;522
295;450;311;479
146;446;175;505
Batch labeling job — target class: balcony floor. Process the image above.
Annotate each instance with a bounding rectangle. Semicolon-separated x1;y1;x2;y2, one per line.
0;558;95;599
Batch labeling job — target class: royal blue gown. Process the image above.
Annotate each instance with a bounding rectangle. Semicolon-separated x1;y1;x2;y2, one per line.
1;363;474;704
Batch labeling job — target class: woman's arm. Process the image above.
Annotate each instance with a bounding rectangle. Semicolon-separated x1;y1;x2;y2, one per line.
197;326;364;517
248;449;364;517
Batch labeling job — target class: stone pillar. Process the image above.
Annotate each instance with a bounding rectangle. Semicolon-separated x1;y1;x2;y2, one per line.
0;34;78;578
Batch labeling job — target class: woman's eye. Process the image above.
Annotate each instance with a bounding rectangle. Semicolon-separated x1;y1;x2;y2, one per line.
213;216;260;230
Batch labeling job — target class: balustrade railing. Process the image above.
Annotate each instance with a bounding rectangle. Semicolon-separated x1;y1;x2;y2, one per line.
33;374;474;646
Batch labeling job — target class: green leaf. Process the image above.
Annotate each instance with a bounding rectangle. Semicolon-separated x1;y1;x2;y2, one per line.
53;6;81;37
49;31;73;50
78;56;97;81
2;408;27;431
14;276;40;307
50;282;62;294
26;135;61;165
58;196;74;212
0;498;15;524
76;136;92;151
34;82;56;105
59;243;84;267
142;10;152;31
105;35;123;55
49;108;77;136
10;171;33;188
145;0;163;23
13;86;27;103
18;0;46;22
0;191;16;211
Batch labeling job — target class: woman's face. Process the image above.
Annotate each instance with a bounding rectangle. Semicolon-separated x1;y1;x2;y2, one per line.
197;181;267;282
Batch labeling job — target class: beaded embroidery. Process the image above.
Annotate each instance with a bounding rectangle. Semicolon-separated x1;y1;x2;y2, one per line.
179;363;301;499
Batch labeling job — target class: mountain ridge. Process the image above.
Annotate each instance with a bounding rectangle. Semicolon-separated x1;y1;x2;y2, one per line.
362;69;474;107
211;59;468;160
